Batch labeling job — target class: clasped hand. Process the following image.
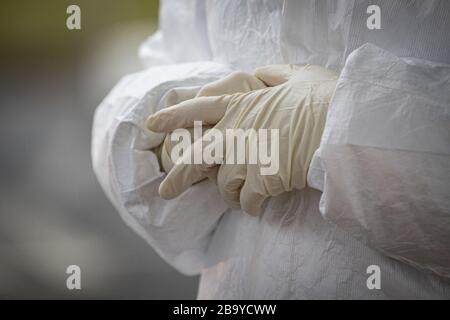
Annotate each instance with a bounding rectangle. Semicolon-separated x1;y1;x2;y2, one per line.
147;65;338;215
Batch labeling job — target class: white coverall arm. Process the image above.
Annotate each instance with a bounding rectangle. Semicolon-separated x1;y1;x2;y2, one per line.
91;62;233;275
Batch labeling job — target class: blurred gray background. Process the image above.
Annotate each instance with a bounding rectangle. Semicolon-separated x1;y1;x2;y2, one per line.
0;0;198;299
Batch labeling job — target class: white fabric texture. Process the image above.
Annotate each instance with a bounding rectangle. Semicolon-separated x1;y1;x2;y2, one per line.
92;0;450;298
139;0;211;67
310;43;450;278
92;62;234;274
141;0;450;71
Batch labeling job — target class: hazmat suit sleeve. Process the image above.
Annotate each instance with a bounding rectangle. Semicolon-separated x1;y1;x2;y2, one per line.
310;44;450;278
91;62;234;275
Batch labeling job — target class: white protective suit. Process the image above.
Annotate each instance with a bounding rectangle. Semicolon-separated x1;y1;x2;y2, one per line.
92;0;450;299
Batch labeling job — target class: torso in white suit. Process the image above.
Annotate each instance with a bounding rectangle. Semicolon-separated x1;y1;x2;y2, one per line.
92;0;450;299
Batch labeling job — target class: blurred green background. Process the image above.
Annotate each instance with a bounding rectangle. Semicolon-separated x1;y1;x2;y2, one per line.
0;0;200;299
0;0;158;60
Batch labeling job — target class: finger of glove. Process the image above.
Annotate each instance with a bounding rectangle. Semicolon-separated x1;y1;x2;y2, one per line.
254;64;305;86
146;95;230;132
217;164;247;209
197;71;266;97
240;178;268;216
159;86;199;109
158;162;209;199
158;133;223;199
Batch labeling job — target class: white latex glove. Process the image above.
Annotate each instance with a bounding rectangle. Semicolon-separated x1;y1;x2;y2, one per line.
147;65;338;215
152;71;267;173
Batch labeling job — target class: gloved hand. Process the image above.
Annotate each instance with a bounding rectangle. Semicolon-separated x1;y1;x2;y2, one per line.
151;71;267;173
147;65;338;215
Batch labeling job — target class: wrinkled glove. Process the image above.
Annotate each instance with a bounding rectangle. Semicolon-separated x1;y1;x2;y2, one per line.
151;71;267;173
147;65;338;215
